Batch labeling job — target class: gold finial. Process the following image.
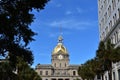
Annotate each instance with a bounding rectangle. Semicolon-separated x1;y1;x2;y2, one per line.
58;35;63;43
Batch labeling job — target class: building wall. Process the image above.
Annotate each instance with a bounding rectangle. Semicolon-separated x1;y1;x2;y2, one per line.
35;65;81;80
68;69;79;76
36;68;52;76
51;54;69;69
98;0;120;80
98;0;120;43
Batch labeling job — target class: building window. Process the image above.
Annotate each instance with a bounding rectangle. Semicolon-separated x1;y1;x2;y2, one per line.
118;69;120;80
118;8;120;19
105;26;108;35
40;71;42;75
108;5;111;17
105;76;107;80
113;72;115;80
73;71;76;76
54;63;56;67
115;32;118;43
114;33;116;44
60;63;61;67
113;16;115;25
46;71;48;75
111;37;113;44
112;0;116;10
97;74;101;79
105;12;107;23
115;13;117;23
110;20;112;29
113;35;115;44
118;28;120;41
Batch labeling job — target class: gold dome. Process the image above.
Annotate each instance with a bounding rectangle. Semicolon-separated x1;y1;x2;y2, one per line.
52;35;68;54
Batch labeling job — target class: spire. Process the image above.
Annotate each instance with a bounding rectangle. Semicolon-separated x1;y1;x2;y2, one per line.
58;25;63;43
52;26;68;54
59;25;62;35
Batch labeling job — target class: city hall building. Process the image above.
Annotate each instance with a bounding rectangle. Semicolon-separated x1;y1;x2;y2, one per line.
35;35;82;80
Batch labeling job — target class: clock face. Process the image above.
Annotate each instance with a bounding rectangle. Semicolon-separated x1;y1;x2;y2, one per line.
58;55;63;59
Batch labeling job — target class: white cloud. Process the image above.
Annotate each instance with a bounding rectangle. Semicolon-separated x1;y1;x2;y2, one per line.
65;11;72;15
56;4;62;7
49;19;97;30
76;8;83;13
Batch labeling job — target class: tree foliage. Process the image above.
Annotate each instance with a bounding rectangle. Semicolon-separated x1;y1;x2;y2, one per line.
0;0;49;79
17;57;42;80
0;0;49;64
96;40;120;80
78;59;96;80
0;57;41;80
0;61;17;80
78;40;120;80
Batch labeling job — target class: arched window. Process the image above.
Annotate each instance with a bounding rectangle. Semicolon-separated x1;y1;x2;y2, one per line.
40;71;42;75
46;71;48;75
73;71;76;75
65;63;66;67
113;72;116;80
118;8;120;19
60;63;61;67
118;69;120;80
118;28;120;41
54;63;56;67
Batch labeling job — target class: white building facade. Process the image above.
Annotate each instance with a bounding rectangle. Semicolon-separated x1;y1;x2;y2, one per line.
98;0;120;80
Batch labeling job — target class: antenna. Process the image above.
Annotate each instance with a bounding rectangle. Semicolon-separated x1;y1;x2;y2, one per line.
58;25;63;43
59;25;63;35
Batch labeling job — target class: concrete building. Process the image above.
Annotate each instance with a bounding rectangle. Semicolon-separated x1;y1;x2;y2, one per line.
98;0;120;80
35;35;82;80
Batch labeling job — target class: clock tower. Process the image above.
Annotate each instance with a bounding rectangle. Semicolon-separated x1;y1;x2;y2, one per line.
52;35;69;69
35;34;82;80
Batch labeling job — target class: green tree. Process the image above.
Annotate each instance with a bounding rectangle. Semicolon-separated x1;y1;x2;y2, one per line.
78;65;86;80
96;40;120;80
0;61;17;80
78;59;96;80
95;41;106;80
0;0;49;79
0;0;49;64
78;40;120;80
17;57;41;80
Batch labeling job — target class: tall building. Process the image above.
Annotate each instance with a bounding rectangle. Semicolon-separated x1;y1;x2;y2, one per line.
98;0;120;46
98;0;120;80
35;35;82;80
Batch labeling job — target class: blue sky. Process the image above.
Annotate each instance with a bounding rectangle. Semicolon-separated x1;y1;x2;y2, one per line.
29;0;99;68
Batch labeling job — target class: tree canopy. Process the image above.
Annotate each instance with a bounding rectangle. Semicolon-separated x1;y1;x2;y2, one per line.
0;0;49;80
0;0;49;63
78;59;96;80
0;0;49;64
78;40;120;80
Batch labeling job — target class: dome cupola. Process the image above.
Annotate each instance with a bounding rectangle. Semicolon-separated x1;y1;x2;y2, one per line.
52;35;68;55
